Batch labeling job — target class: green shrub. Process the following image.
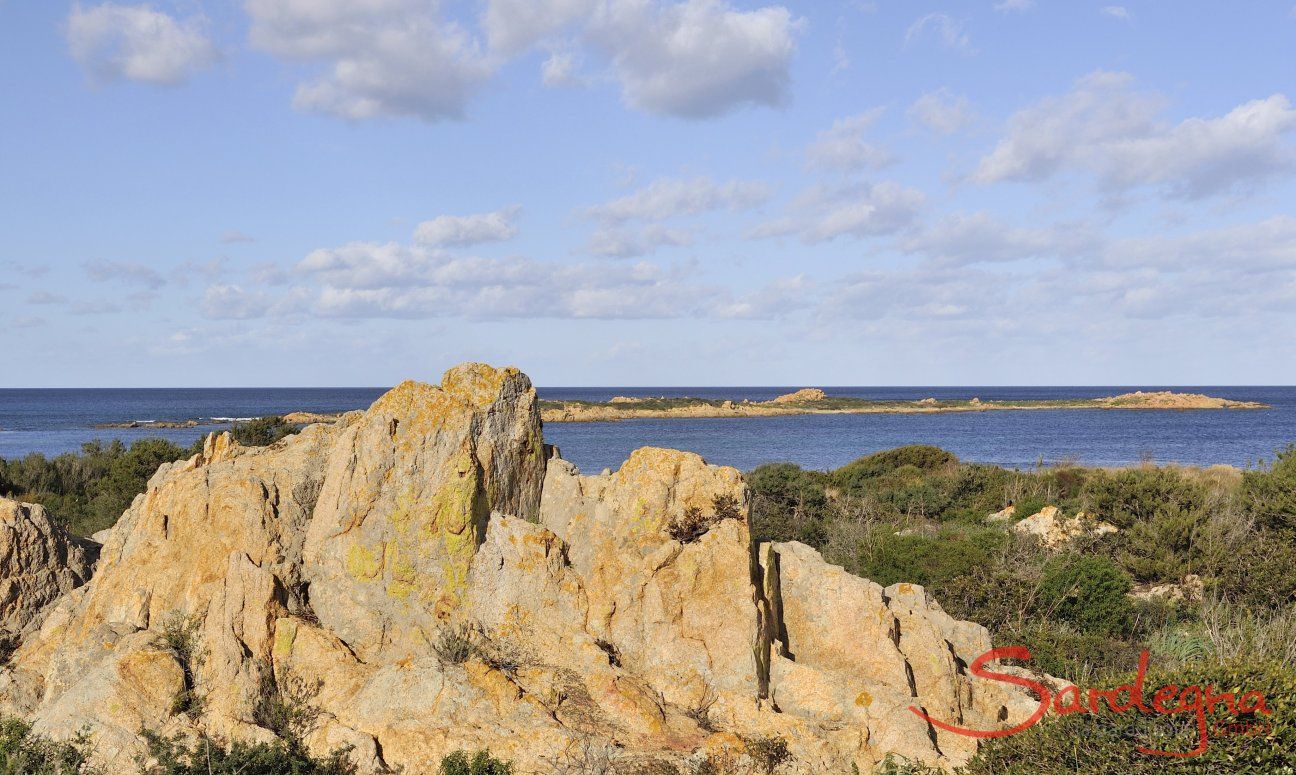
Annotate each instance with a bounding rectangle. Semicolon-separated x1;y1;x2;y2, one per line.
230;417;299;448
1241;445;1296;534
961;660;1296;773
738;735;792;775
438;749;514;775
748;463;830;544
139;730;355;775
432;622;479;665
0;438;197;536
853;526;1007;591
0;716;100;774
1080;467;1207;530
1034;555;1133;637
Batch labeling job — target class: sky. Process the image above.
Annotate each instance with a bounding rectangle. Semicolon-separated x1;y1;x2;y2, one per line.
1;1;1294;387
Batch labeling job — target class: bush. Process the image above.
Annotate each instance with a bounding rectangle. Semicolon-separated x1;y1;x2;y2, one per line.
1241;445;1296;534
961;660;1296;773
1034;555;1133;637
1080;468;1207;530
439;749;513;775
432;622;479;665
230;417;299;448
0;438;197;536
158;613;204;717
853;526;1007;591
139;730;355;775
739;735;792;775
0;716;100;774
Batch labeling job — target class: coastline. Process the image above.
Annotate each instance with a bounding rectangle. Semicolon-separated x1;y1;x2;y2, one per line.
537;389;1268;423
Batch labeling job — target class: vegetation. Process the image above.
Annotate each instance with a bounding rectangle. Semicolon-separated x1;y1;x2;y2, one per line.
230;416;299;447
438;749;514;775
748;444;1296;771
0;438;198;536
139;730;356;775
0;716;100;774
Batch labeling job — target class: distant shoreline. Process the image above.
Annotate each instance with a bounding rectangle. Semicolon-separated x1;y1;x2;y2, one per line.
538;389;1267;423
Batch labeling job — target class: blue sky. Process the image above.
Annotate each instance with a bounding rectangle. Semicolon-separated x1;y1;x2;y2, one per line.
1;1;1294;387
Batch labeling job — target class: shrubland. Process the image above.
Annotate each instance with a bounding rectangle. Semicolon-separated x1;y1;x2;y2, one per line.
750;444;1296;771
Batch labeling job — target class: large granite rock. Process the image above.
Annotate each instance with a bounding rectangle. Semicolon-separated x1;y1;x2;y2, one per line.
0;498;96;638
0;363;1034;773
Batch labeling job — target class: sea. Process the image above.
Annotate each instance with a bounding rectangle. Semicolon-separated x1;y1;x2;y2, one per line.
1;386;1294;474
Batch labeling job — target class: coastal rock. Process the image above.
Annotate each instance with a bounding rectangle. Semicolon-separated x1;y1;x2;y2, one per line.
0;362;1035;773
770;388;827;404
0;499;96;639
1011;506;1118;548
302;363;547;662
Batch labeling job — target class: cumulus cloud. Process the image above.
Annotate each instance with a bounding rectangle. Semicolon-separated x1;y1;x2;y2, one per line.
583;176;772;223
993;0;1034;12
245;0;495;122
66;2;218;85
83;259;166;289
972;71;1296;198
750;181;925;243
805;110;894;171
904;13;972;52
585;225;694;257
413;206;521;247
588;0;801;118
908;88;974;134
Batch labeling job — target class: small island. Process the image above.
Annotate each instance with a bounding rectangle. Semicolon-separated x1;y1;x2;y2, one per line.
537;389;1267;423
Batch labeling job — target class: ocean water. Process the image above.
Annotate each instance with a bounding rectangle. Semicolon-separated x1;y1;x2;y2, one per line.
1;386;1293;474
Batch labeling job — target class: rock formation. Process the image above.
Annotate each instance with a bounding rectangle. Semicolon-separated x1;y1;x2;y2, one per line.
0;363;1035;773
0;498;96;640
1010;506;1118;549
770;389;827;404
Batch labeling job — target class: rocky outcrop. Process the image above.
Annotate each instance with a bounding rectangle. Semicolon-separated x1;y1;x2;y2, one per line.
0;499;96;639
770;388;827;404
1010;506;1118;549
0;363;1035;773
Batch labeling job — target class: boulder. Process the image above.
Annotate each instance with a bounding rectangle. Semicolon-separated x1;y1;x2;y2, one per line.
0;498;96;639
1011;506;1118;549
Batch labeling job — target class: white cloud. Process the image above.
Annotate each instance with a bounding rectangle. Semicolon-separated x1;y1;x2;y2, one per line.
805;110;894;171
993;0;1034;12
245;0;495;122
588;0;801;119
972;71;1296;198
84;259;166;289
66;3;218;86
908;88;974;134
750;180;925;243
904;13;972;52
1100;6;1130;20
585;225;694;257
413;206;521;247
287;242;716;319
901;212;1098;266
541;47;582;86
583;176;772;223
482;0;595;54
220;229;255;244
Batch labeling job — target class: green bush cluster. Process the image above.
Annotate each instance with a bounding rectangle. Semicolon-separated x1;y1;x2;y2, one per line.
0;438;198;536
0;716;100;774
230;417;299;448
438;749;513;775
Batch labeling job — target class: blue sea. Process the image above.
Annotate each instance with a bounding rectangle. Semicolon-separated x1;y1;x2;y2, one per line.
1;386;1293;474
